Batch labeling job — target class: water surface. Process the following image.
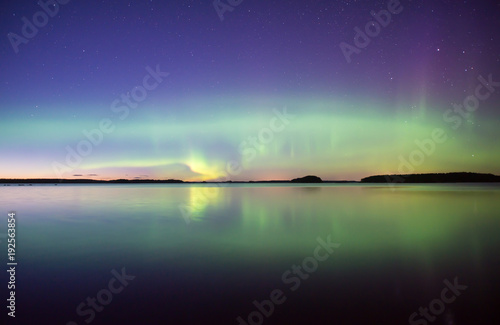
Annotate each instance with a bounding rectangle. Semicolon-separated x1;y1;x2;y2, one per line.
1;183;499;324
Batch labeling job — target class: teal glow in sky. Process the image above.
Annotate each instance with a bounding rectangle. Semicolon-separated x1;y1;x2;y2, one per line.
2;97;500;181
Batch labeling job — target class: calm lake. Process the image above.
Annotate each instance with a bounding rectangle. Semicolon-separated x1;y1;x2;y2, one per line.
1;183;499;324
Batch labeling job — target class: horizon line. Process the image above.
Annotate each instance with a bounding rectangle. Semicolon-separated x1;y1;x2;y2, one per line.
1;172;499;184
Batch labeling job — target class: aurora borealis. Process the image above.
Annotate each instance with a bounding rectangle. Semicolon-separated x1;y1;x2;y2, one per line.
1;0;499;181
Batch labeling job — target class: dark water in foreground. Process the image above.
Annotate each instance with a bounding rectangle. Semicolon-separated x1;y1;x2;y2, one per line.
1;183;499;325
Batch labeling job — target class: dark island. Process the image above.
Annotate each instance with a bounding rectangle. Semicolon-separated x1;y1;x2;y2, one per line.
290;175;323;183
361;172;500;183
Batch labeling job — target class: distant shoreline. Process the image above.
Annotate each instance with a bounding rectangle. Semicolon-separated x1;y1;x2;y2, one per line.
1;172;499;184
360;172;500;183
0;179;358;184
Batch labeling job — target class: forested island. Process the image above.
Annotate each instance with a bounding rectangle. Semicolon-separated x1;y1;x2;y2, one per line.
361;172;500;183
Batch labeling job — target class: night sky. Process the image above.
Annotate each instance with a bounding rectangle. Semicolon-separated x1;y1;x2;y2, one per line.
1;0;499;181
